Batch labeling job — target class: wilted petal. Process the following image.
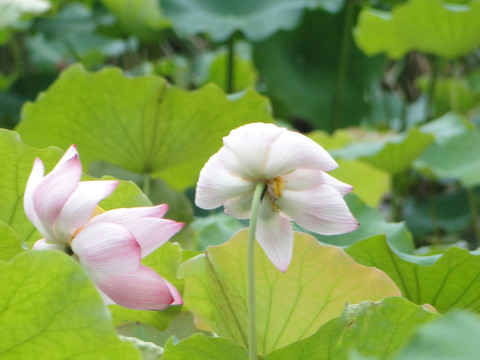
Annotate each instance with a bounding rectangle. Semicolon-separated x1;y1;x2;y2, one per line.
224;192;254;219
90;204;169;225
33;151;82;240
54;180;119;239
196;152;256;210
264;130;338;178
256;199;293;272
278;185;359;235
72;222;141;274
117;218;184;258
33;238;64;251
283;169;353;195
221;123;285;179
91;265;182;310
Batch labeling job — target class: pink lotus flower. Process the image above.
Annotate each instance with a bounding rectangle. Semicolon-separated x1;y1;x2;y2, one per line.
24;145;184;310
196;123;358;272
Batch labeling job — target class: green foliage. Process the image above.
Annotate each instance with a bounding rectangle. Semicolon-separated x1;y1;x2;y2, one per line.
0;250;141;359
346;235;480;313
179;230;400;354
16;64;273;189
265;297;438;360
0;221;24;261
163;335;247;360
355;0;480;59
162;0;344;43
394;311;480;360
253;9;385;130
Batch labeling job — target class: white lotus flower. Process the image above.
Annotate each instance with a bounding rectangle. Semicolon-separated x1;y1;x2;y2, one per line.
195;123;358;272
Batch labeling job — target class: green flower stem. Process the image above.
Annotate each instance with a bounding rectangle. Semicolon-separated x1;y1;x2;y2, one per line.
425;55;440;122
247;182;266;360
467;187;480;248
143;173;152;199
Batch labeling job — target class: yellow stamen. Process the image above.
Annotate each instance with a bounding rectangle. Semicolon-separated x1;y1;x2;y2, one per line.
273;177;284;199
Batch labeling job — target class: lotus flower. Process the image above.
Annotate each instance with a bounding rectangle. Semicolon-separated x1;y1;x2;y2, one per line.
196;123;358;272
24;145;183;310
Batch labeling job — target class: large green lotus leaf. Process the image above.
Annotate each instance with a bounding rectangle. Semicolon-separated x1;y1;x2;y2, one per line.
191;212;245;250
311;194;414;254
329;159;390;208
332;127;434;175
355;0;480;59
265;297;438;360
419;112;471;144
0;250;140;359
179;230;400;354
253;9;385;130
101;0;170;42
346;234;480;313
16;64;273;189
0;221;24;261
394;311;480;360
414;129;480;187
0;129;153;248
109;242;184;330
163;334;247;360
162;0;344;43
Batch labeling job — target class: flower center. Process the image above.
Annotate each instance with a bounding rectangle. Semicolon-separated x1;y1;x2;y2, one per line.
264;176;284;213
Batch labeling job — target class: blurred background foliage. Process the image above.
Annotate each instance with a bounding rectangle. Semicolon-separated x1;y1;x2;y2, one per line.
2;0;480;259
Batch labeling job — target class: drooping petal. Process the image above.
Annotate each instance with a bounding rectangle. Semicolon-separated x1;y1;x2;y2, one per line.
224;192;254;219
282;169;353;195
196;152;256;210
32;151;82;242
90;265;182;310
277;185;359;235
33;238;64;251
255;198;294;272
115;218;184;258
90;204;169;225
72;222;141;275
264;130;338;178
54;180;119;240
221;123;285;179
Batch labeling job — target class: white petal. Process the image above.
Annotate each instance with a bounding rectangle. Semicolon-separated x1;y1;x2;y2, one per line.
116;218;184;258
224;192;254;219
91;265;182;310
72;222;141;275
282;169;353;195
33;238;64;251
277;185;359;235
52;144;78;171
54;180;118;240
255;198;293;272
195;152;256;210
24;158;54;239
90;205;168;225
264;130;338;178
32;151;82;242
221;123;285;179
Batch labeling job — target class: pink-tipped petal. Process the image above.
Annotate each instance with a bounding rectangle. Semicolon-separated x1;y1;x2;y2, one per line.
32;152;82;240
33;238;65;251
282;169;353;195
54;180;119;239
52;145;78;171
24;158;54;240
221;123;285;179
224;192;254;219
92;265;182;310
278;185;359;235
256;199;293;272
165;280;183;305
196;152;256;210
72;222;141;275
265;130;338;178
90;205;169;225
118;218;184;258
